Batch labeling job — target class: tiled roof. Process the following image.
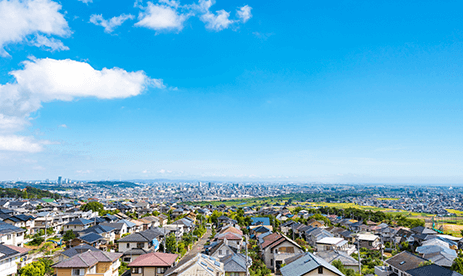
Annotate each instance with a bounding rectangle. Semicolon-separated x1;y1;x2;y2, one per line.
406;264;463;276
385;251;428;272
78;233;104;243
0;221;26;234
66;218;93;226
53;250;122;268
0;244;22;261
128;252;178;267
61;244;99;258
261;233;282;249
280;252;344;276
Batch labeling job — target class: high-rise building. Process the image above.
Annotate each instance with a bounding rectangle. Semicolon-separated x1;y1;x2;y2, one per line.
57;176;62;185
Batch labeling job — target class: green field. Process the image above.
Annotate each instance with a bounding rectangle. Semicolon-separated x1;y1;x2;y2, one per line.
377;197;399;201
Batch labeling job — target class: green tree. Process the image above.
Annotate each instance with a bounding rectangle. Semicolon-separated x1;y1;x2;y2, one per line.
166;233;177;253
63;230;76;241
452;251;463;274
80;202;104;215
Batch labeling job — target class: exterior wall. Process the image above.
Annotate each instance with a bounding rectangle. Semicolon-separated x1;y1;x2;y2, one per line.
301;267;340;276
64;224;89;231
0;231;24;246
118;241;149;252
263;241;303;272
0;255;20;276
55;268;73;276
130;266;170;276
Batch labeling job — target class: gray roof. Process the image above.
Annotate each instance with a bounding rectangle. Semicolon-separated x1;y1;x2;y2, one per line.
315;250;359;267
53;250;122;268
220;253;247;273
406;264;463;276
79;233;104;243
281;252;344;276
66;218;93;226
385;251;428;272
0;221;26;234
81;225;115;235
0;244;21;261
61;244;99;258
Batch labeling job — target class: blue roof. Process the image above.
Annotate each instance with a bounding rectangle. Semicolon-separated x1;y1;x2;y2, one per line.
251;217;270;226
118;219;136;228
0;221;25;234
66;218;93;226
79;233;104;243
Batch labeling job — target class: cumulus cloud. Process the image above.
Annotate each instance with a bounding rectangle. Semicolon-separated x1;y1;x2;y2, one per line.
237;5;252;23
135;1;188;32
0;0;70;57
0;57;164;152
200;9;233;31
135;0;252;32
0;135;44;153
90;14;134;33
77;0;92;3
32;34;69;51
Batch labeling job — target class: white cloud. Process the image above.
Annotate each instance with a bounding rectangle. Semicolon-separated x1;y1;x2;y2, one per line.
0;0;70;57
201;9;233;31
59;124;67;128
90;14;134;33
0;135;44;153
135;0;251;33
135;1;188;32
237;5;252;23
32;34;69;51
0;57;164;152
77;0;92;3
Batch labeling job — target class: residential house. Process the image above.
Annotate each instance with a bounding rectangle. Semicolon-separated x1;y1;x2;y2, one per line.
0;244;30;276
375;251;428;276
52;250;122;276
220;253;250;276
117;228;163;253
260;233;304;273
209;239;239;258
64;218;94;232
250;217;272;231
315;250;359;272
53;244;99;263
0;222;25;246
2;215;35;234
128;252;178;276
280;252;345;276
356;234;381;250
164;253;225;276
316;237;355;254
406;264;463;276
307;218;324;228
99;223;128;239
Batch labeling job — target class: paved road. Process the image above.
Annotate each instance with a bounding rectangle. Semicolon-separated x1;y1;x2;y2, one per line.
177;228;212;265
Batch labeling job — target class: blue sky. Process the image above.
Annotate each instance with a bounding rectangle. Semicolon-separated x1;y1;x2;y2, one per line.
1;0;463;183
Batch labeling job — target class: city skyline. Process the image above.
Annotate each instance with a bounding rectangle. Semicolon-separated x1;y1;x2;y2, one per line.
1;0;463;183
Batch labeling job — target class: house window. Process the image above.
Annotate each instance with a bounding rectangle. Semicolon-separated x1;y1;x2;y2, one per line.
127;243;130;248
219;250;223;255
137;242;144;248
156;267;167;273
72;268;85;275
132;267;143;274
6;235;11;240
318;267;323;274
123;257;131;262
270;259;273;266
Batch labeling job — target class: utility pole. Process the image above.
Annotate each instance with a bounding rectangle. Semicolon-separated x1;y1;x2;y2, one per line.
163;227;166;253
245;235;249;276
357;241;362;275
